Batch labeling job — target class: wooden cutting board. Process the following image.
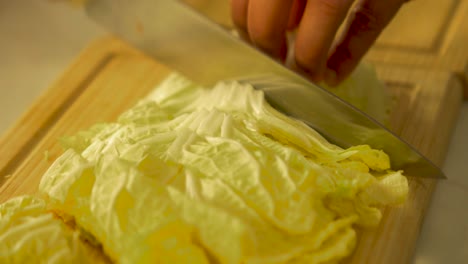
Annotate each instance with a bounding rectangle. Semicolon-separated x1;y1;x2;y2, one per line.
366;0;468;98
0;37;463;264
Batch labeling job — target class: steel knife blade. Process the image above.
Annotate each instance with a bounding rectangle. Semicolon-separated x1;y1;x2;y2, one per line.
84;0;445;178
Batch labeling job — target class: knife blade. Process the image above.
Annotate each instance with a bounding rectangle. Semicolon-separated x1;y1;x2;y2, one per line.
84;0;444;178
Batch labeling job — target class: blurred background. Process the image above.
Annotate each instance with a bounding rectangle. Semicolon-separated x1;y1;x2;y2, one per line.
0;0;467;263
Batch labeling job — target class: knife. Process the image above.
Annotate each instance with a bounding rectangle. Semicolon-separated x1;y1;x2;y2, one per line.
84;0;444;178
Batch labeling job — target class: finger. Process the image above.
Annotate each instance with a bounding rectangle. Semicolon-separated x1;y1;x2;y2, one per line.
231;0;249;30
230;0;250;40
326;0;407;84
294;0;355;81
247;0;295;60
287;0;307;30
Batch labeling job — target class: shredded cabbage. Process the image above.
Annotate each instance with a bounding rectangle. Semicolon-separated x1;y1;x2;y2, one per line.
0;195;97;264
35;73;408;263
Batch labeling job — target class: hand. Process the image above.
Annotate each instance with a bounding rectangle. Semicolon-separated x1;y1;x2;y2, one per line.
231;0;409;85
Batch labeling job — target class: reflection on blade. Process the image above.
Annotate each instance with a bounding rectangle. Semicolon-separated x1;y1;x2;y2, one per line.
85;0;445;178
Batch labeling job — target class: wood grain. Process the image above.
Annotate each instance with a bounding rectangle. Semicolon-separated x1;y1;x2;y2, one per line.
0;37;171;201
366;0;468;98
347;65;463;264
0;38;136;186
0;37;463;263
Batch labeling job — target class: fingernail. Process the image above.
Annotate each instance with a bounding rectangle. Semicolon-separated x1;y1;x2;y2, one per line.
324;69;339;87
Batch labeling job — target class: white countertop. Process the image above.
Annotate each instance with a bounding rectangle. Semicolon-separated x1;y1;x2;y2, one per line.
1;1;467;263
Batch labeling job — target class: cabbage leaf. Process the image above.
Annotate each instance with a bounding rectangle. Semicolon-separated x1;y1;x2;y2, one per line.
37;73;408;263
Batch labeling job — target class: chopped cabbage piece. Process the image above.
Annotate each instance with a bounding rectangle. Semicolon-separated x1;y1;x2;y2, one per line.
36;72;408;263
0;195;99;264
